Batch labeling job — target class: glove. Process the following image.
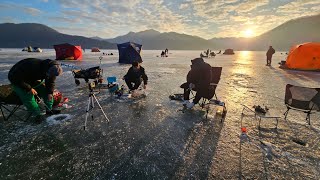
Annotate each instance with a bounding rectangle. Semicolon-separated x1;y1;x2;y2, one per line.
30;88;38;95
48;94;53;101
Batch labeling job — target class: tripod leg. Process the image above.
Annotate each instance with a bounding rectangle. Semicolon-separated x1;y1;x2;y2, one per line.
91;95;94;108
84;96;92;130
92;94;110;122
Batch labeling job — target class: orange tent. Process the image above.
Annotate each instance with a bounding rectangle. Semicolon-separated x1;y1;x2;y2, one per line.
286;42;320;70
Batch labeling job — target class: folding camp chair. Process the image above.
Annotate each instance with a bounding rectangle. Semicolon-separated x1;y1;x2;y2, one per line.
198;67;222;105
0;84;32;121
284;84;320;125
199;67;226;121
187;67;226;121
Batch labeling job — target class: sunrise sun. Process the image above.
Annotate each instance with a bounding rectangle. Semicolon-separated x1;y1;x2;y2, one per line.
244;29;254;37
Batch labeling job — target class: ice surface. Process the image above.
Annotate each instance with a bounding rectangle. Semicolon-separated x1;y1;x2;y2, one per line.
0;49;319;179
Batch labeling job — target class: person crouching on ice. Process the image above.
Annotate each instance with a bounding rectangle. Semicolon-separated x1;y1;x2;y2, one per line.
123;61;148;92
8;58;63;123
180;58;213;109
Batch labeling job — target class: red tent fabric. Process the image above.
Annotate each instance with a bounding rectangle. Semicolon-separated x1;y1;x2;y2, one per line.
54;43;82;60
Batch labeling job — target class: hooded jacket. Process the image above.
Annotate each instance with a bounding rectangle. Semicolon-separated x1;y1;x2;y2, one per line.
187;58;212;90
8;58;60;94
124;66;148;84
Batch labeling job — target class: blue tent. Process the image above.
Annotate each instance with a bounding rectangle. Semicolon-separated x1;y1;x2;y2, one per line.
117;42;142;64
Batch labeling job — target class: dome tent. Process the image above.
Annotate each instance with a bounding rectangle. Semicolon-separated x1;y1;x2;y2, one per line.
223;49;235;55
54;43;82;60
285;42;320;71
91;47;100;52
117;42;142;64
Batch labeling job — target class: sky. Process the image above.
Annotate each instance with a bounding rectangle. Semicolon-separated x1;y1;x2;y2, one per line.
0;0;319;39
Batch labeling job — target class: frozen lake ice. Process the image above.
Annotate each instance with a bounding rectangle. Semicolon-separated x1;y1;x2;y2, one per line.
0;49;320;179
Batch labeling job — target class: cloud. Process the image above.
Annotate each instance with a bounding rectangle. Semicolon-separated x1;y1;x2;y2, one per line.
52;0;192;38
179;3;189;10
0;16;16;23
277;0;320;14
48;16;81;24
235;0;269;13
24;7;42;16
2;0;319;39
0;3;42;16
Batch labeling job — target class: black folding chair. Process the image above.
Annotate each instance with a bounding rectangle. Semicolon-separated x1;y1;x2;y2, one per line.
187;67;226;121
0;84;32;121
198;67;222;106
284;84;320;125
199;67;226;121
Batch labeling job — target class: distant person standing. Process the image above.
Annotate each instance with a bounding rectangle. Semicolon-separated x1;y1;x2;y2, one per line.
266;46;275;66
165;48;168;55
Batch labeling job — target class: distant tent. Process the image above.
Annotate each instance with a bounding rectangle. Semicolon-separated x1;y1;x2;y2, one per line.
91;47;100;52
285;42;320;71
54;43;82;60
223;49;235;55
34;47;42;52
27;46;33;52
117;42;142;64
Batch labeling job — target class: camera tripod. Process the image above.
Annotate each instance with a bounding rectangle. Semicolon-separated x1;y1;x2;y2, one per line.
84;82;110;130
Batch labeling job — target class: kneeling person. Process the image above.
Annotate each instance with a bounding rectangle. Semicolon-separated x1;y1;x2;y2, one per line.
181;58;213;109
123;61;148;91
8;58;63;123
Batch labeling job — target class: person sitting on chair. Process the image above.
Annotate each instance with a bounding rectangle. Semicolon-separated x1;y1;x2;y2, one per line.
180;58;213;109
123;61;148;91
8;58;63;123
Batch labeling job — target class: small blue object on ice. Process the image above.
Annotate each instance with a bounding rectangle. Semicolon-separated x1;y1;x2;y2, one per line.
107;76;117;84
108;84;119;93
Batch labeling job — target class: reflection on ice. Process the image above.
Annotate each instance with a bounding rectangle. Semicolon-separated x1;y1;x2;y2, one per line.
0;49;319;179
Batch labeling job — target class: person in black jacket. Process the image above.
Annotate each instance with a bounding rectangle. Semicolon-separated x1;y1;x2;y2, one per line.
8;58;63;122
266;46;275;66
123;61;148;91
180;58;213;109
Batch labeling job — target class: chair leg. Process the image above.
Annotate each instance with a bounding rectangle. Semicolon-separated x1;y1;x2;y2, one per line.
284;108;290;119
6;105;20;121
206;109;208;119
0;105;7;121
306;112;311;125
258;117;261;130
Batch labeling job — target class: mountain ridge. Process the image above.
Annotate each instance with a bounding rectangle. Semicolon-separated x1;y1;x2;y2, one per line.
0;14;319;50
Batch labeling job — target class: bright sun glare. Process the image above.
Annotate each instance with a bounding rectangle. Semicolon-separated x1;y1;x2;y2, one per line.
244;29;254;37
